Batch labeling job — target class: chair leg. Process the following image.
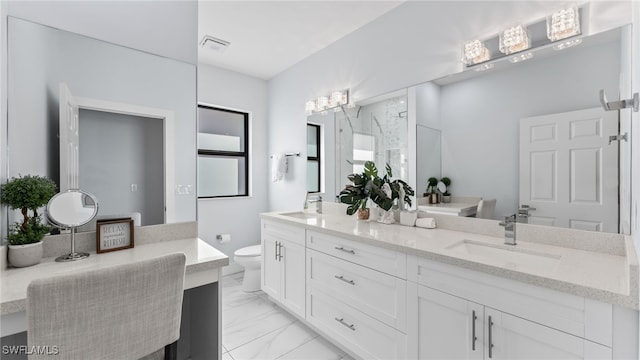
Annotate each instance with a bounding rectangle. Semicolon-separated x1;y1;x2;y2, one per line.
164;341;177;360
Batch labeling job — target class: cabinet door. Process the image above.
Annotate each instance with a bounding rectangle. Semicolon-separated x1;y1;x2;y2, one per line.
261;234;280;299
486;308;611;360
413;285;483;360
280;240;306;318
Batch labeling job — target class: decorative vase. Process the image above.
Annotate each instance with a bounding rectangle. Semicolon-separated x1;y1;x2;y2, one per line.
8;241;43;268
442;195;451;203
376;208;396;224
357;208;370;220
428;193;439;204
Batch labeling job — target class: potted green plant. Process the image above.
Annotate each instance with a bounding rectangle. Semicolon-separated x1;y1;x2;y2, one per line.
1;175;57;267
426;177;439;204
440;177;452;203
339;162;375;220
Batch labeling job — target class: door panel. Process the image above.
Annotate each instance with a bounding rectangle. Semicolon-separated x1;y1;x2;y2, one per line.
280;241;306;318
261;234;280;299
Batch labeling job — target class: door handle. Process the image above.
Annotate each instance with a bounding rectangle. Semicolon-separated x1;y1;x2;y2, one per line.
488;315;494;358
471;310;477;351
277;242;283;261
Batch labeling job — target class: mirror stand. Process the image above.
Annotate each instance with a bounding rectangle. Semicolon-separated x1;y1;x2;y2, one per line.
56;228;90;262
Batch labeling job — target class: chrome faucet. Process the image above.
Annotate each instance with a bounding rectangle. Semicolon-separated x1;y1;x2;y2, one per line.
498;214;517;245
304;193;323;214
517;204;536;224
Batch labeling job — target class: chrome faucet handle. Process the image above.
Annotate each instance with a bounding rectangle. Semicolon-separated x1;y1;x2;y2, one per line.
498;214;516;227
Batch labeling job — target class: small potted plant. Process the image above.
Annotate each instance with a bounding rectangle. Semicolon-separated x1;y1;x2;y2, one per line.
426;177;439;204
440;177;452;203
1;175;57;267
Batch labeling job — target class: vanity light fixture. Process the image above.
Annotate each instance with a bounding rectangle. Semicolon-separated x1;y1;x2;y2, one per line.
499;25;530;55
474;63;494;72
547;7;580;42
305;89;350;115
509;52;534;63
463;40;491;65
553;38;582;51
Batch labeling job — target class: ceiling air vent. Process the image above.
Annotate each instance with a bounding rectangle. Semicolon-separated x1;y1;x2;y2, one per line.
200;35;230;53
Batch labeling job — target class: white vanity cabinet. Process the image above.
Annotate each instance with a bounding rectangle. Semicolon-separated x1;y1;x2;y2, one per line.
306;230;407;360
407;255;613;360
261;220;306;318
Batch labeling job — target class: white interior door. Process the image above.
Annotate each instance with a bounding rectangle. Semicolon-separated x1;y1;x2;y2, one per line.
519;107;618;232
59;83;79;191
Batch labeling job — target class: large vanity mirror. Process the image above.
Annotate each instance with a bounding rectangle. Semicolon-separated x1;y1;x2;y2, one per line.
311;25;631;235
5;17;197;236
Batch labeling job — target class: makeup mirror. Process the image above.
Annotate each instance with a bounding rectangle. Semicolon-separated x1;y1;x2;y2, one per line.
47;190;99;262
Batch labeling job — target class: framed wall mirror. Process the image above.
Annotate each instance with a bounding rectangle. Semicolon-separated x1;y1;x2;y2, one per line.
5;17;197;237
413;25;631;234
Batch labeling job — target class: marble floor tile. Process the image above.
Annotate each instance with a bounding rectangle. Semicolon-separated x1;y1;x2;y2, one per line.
227;321;318;360
224;306;297;351
223;293;280;329
222;351;234;360
276;335;346;360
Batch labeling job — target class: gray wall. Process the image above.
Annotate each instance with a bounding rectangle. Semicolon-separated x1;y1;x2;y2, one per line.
6;17;197;226
79;110;164;226
197;64;268;275
436;39;620;219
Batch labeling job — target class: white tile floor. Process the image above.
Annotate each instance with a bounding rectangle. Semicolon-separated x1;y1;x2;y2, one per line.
222;272;354;360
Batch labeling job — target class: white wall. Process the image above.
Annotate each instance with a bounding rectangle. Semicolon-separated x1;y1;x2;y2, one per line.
267;1;632;212
198;64;268;275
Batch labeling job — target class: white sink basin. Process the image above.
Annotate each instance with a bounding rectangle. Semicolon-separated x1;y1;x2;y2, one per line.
280;211;322;220
446;239;561;270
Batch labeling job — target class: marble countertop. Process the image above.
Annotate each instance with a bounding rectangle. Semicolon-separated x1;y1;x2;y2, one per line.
262;210;638;309
1;238;229;315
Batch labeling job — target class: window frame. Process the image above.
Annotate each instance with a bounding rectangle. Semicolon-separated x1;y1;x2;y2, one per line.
307;123;321;193
197;104;250;199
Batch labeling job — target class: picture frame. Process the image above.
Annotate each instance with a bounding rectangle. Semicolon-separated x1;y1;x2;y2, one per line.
96;218;135;254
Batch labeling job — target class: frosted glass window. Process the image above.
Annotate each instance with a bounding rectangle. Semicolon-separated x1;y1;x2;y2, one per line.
198;105;249;197
353;133;375;161
307;160;319;193
307;125;318;157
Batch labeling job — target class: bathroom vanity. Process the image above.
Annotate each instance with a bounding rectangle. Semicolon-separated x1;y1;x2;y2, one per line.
261;208;639;360
0;222;228;360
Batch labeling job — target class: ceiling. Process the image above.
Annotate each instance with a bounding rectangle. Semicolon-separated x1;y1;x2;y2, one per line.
198;1;404;79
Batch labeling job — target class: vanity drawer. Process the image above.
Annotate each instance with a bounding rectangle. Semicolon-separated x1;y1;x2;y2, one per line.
307;249;406;332
262;220;305;247
308;288;406;360
306;230;406;279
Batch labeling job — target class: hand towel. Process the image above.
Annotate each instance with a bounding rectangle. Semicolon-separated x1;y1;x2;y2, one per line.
416;217;436;229
400;211;417;227
271;154;287;182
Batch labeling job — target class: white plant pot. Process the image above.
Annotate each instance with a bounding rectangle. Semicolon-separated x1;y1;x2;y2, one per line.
376;208;396;224
8;241;43;268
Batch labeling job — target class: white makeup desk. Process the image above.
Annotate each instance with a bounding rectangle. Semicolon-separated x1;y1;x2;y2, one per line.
0;237;228;360
418;201;478;217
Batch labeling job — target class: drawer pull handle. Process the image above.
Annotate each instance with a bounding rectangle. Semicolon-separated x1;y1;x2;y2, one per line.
334;317;356;331
334;275;355;285
334;246;355;254
471;310;477;351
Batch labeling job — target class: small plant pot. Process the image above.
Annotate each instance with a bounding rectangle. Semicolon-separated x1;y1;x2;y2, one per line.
357;208;370;220
8;241;43;268
428;193;440;204
442;195;451;203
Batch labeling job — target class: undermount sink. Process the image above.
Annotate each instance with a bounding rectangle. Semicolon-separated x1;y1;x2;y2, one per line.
446;239;561;270
280;211;322;220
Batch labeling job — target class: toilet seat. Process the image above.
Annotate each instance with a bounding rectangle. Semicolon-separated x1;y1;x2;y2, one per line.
234;245;261;257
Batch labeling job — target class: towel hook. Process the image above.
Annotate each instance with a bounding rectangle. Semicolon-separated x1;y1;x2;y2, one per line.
599;89;639;112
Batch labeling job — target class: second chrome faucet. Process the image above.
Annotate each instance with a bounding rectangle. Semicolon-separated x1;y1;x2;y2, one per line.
304;192;323;214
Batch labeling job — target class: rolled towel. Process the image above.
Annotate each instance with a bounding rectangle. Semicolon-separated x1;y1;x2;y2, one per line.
416;217;436;229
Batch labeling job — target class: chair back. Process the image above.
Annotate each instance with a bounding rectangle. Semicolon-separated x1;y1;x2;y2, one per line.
476;199;497;220
27;253;186;359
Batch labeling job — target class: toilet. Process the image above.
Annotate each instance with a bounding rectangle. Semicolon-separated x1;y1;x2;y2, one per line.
234;245;262;292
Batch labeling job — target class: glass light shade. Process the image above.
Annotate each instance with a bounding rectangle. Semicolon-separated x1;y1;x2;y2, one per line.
315;96;329;110
474;63;494;72
499;25;530;54
463;40;490;65
547;7;580;41
305;100;316;114
330;91;346;107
